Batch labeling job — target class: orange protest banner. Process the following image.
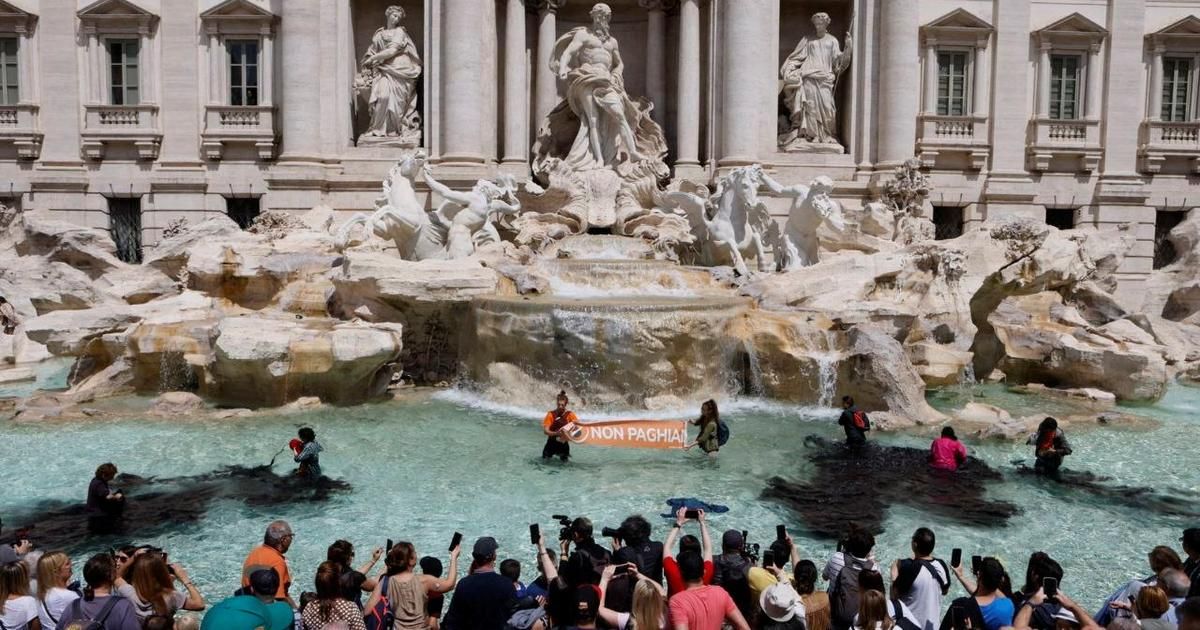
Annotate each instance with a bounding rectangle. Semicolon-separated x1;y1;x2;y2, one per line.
564;419;688;450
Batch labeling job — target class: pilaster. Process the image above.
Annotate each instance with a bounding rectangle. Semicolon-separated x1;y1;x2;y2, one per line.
875;0;919;168
38;0;82;166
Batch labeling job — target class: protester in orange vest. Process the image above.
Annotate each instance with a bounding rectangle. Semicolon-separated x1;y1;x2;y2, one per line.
542;390;579;461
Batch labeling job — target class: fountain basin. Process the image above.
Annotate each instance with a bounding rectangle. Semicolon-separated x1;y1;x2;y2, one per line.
463;295;753;409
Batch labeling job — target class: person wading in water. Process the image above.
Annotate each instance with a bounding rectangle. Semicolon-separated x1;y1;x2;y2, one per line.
542;391;579;462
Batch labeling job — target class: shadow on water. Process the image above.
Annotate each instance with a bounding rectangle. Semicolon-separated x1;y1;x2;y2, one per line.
763;436;1019;539
763;437;1200;540
1;465;351;553
1011;464;1200;518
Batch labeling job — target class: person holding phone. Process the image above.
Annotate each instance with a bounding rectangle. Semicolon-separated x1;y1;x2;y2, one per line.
1012;552;1069;629
942;557;1013;630
1028;418;1072;476
1011;585;1100;630
598;562;668;629
442;536;516;630
542;391;579;462
364;540;459;630
662;508;714;597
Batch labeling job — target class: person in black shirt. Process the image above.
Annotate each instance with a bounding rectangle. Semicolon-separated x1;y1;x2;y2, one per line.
86;462;125;534
443;537;515;630
611;515;664;585
1182;528;1200;598
837;395;869;447
561;518;612;587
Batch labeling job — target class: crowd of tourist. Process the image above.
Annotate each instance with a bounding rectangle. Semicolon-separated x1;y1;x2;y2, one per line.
2;510;1198;630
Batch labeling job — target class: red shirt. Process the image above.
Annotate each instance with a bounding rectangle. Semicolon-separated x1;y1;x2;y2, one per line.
663;556;714;597
930;437;967;471
669;585;737;629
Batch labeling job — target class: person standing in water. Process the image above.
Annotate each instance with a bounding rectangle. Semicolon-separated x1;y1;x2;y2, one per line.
837;395;870;448
542;390;578;461
294;427;323;478
684;399;722;457
1028;417;1072;476
929;427;968;472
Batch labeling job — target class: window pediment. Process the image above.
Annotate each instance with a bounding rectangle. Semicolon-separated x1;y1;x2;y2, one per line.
1148;15;1200;52
200;0;275;35
0;0;36;32
1035;12;1107;50
77;0;156;33
921;8;993;46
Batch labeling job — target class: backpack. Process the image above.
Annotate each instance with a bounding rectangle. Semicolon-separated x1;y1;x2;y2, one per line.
61;596;122;630
830;556;872;630
717;420;730;447
921;559;951;596
713;554;753;620
852;410;870;431
892;600;923;630
363;575;394;630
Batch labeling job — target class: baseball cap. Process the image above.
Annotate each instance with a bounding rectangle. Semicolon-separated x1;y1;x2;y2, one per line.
575;585;601;619
722;529;744;549
0;545;18;564
472;536;498;561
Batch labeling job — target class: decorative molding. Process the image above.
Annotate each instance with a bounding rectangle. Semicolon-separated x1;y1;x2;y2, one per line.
77;0;158;31
920;8;992;47
638;0;678;11
0;0;36;33
1034;12;1107;49
533;0;565;13
1147;15;1200;51
200;0;276;35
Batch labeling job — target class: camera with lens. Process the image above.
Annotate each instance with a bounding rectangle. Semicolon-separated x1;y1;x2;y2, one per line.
552;515;575;542
600;525;625;542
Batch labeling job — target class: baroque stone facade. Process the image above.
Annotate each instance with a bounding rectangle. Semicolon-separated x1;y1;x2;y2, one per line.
1;0;1200;305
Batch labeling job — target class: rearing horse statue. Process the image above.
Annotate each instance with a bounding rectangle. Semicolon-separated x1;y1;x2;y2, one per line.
659;164;776;277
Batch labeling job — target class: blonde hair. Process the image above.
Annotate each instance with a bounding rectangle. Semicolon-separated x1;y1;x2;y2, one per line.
630;579;665;629
857;590;894;630
37;552;71;600
1136;585;1170;619
0;562;30;615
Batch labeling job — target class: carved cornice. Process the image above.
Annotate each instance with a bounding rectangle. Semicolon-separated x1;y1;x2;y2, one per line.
638;0;679;11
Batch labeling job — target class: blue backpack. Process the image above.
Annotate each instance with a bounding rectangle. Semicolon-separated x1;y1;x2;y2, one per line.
717;420;730;446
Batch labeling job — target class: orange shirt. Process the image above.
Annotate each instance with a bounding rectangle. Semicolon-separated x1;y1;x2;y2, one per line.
242;544;291;600
543;410;579;432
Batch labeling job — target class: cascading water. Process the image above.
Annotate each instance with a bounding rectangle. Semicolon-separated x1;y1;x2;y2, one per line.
814;352;839;407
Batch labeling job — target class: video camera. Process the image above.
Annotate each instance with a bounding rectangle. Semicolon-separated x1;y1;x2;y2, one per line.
741;530;761;564
552;515;575;542
600;525;624;542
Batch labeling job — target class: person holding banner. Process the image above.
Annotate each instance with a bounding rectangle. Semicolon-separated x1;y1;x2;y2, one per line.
684;400;722;457
542;390;580;461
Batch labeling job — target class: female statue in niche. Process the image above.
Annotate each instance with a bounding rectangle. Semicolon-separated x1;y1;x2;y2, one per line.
355;5;422;147
779;12;853;152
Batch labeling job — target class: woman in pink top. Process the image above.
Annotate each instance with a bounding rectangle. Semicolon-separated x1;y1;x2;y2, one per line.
929;427;968;471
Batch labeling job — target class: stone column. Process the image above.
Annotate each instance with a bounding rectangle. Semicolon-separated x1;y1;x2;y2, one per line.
534;0;564;130
1149;43;1164;121
206;29;221;105
924;40;939;115
279;0;321;161
1102;0;1144;177
983;0;1034;213
876;0;920;166
718;0;772;166
1037;42;1051;117
441;0;497;164
973;37;990;117
502;0;529;164
261;30;275;106
1086;43;1102;120
676;0;700;169
640;0;671;125
159;3;200;163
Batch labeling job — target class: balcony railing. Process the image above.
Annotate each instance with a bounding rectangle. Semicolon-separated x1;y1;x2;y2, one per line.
917;114;990;170
81;104;162;160
202;105;277;160
1028;118;1102;172
0;103;42;159
1139;120;1200;173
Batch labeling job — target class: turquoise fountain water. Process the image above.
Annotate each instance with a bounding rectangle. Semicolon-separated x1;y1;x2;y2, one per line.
1;384;1197;613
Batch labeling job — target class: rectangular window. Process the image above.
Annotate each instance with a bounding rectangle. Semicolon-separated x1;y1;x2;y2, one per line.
108;197;143;264
1045;207;1076;231
227;39;259;107
0;37;18;106
108;38;140;105
933;206;965;240
1162;57;1193;122
226;197;261;230
1049;54;1082;120
937;51;970;116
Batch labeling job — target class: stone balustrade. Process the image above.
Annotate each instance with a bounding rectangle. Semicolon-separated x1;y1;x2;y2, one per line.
201;105;278;160
1139;120;1200;174
0;103;41;159
81;104;162;161
1028;117;1102;172
917;114;990;170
